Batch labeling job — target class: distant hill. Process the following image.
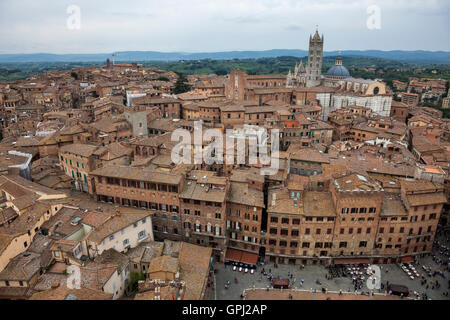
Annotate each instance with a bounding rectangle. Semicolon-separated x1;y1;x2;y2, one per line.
1;50;449;64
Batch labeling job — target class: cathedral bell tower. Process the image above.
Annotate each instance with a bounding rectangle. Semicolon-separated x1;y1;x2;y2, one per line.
306;26;324;88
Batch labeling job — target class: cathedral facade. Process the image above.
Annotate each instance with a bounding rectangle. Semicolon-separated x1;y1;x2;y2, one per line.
286;60;306;88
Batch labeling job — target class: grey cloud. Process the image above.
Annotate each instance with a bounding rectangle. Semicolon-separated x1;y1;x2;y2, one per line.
0;0;448;53
285;24;304;31
222;16;266;24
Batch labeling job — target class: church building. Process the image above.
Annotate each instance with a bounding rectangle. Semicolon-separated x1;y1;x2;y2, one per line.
287;29;392;120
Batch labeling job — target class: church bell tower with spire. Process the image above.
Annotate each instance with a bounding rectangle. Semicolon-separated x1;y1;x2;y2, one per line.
306;26;324;88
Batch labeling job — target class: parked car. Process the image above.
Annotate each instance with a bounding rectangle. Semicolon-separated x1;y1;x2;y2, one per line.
233;265;237;271
250;269;254;275
244;268;248;273
239;267;243;272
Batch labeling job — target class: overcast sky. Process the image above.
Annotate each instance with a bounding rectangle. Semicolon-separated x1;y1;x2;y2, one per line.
0;0;449;54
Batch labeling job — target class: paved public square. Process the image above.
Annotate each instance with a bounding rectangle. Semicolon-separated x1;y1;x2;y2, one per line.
212;237;450;300
243;289;405;300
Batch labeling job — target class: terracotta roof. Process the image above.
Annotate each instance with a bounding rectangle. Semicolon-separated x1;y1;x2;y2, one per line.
290;148;330;163
77;262;117;291
182;103;199;111
220;104;245;112
177;91;208;100
26;234;54;268
178;242;212;300
0;252;41;281
330;156;415;178
230;168;265;184
32;273;68;292
90;117;128;133
244;105;287;114
148;256;179;274
286;174;308;191
0;202;50;236
59;125;84;136
81;210;113;228
15;136;43;147
0;179;28;199
11;193;38;211
381;194;407;216
0;174;67;198
126;241;164;263
50;239;79;254
267;187;303;216
295;105;322;113
59;143;98;157
162;239;182;257
40;207;87;238
228;183;264;207
334;173;382;192
303;191;336;217
93;249;129;275
179;180;227;203
132;96;181;105
38;132;59;146
130;132;172;147
87;212;152;244
92;142;132;160
400;179;443;193
405;193;447;207
30;285;112;300
0;234;13;255
90;165;183;185
247;74;286;80
391;100;408;108
0;207;18;225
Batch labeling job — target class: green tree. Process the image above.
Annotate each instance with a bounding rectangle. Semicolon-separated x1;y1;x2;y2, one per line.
385;79;393;89
174;73;191;94
130;272;146;292
214;69;228;76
